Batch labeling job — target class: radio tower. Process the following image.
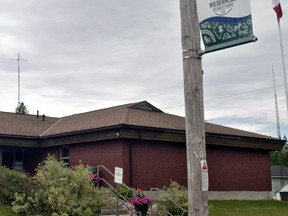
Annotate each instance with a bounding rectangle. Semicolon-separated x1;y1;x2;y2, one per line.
273;65;281;139
10;53;27;104
273;65;285;188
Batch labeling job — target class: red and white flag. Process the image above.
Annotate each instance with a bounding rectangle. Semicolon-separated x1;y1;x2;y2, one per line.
273;0;283;21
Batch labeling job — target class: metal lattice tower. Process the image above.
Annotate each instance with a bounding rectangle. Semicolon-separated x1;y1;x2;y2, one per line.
10;53;27;104
273;65;281;139
273;65;285;188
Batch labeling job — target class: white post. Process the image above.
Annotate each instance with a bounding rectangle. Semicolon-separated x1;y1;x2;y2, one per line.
277;20;288;118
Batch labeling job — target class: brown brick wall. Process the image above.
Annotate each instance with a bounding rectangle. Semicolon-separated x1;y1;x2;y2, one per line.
24;146;59;174
69;139;130;187
131;140;187;190
22;139;272;192
69;139;188;190
207;145;271;191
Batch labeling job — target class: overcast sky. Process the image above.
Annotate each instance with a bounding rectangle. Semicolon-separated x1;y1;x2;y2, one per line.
0;0;288;138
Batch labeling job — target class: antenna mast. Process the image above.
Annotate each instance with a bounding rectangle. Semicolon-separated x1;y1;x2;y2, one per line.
273;65;285;188
272;65;281;139
10;53;27;104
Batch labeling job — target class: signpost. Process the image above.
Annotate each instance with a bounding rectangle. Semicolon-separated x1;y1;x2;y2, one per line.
114;167;123;184
114;167;123;216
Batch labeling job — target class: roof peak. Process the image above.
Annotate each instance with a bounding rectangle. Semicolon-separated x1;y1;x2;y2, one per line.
129;101;163;113
61;101;163;118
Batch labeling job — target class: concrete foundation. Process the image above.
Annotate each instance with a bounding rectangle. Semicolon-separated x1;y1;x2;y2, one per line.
149;190;272;201
208;191;272;200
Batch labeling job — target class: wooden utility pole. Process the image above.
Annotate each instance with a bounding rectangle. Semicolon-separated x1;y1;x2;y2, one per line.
179;0;208;215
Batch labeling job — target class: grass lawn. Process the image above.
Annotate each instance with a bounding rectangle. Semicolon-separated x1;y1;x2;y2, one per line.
0;205;18;216
209;200;288;216
1;201;288;216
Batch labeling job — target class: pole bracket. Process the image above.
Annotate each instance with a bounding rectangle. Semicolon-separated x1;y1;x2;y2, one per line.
182;48;204;59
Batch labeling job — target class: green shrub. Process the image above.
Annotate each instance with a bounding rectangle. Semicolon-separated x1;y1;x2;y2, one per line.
12;155;113;216
0;166;33;205
160;181;188;216
118;184;134;200
11;193;32;214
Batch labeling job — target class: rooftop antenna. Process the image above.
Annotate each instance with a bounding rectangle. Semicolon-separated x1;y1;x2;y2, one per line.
10;53;27;104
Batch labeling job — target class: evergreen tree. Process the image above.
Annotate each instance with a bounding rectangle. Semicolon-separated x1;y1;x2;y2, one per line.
270;135;288;167
15;102;29;114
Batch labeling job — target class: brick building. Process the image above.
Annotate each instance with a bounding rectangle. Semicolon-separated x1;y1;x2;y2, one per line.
0;101;284;200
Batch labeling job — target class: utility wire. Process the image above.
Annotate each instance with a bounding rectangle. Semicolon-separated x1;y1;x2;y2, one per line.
205;84;284;103
162;83;286;109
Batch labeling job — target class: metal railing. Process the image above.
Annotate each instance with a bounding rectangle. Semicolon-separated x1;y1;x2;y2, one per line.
96;165;141;215
96;165;188;215
149;188;188;216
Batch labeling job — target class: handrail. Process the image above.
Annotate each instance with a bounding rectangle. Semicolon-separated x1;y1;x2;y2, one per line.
96;165;188;215
96;165;142;215
150;187;188;216
96;165;114;178
96;165;133;198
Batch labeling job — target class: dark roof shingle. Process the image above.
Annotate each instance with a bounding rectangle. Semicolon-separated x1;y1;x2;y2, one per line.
0;101;280;142
0;112;59;137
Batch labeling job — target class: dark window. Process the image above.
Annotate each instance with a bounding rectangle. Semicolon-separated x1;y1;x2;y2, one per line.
14;150;24;171
1;150;24;171
2;151;14;169
60;147;69;166
15;151;23;161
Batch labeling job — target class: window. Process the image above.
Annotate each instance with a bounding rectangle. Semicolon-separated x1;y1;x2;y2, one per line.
1;150;23;171
2;151;14;169
14;150;24;171
60;146;69;166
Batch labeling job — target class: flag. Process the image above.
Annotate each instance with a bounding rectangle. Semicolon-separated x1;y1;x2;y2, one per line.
272;0;283;21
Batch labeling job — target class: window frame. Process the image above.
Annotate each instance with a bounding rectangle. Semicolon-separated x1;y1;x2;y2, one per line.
60;146;70;166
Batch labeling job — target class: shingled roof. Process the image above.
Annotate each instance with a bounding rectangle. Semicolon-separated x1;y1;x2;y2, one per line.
0;111;59;137
0;101;284;149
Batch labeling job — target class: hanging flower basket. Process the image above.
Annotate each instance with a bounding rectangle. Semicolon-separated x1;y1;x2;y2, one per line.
129;188;152;216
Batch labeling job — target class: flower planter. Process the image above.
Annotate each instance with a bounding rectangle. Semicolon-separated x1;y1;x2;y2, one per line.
135;204;149;216
129;188;152;215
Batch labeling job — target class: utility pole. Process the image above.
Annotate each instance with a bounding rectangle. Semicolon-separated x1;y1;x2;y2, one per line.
180;0;208;216
11;53;27;104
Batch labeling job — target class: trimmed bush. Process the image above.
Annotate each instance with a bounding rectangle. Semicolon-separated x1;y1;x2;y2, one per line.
0;166;33;205
160;181;188;215
12;155;113;216
118;184;134;200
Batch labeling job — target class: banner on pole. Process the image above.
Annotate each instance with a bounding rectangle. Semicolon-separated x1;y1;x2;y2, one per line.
197;0;256;53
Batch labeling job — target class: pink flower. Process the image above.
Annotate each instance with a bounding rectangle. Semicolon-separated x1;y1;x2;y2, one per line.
129;197;152;206
89;173;101;183
129;188;152;206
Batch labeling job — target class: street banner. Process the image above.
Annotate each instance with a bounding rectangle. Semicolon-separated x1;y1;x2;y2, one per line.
197;0;256;53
